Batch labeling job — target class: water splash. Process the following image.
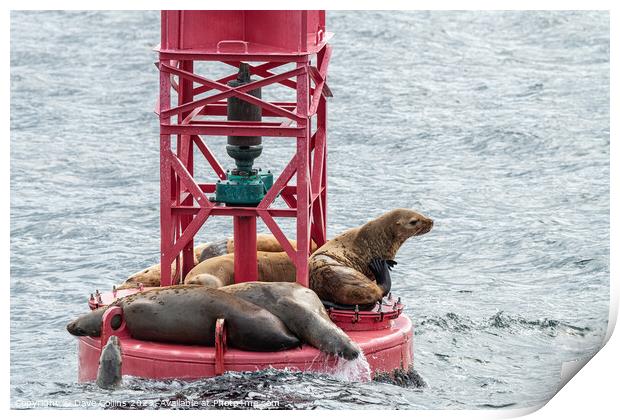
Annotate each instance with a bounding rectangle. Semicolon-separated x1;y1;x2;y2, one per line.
326;349;371;382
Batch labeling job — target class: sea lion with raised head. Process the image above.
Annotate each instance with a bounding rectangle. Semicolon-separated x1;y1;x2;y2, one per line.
67;285;300;352
96;336;123;389
118;235;305;289
221;282;360;360
309;208;433;307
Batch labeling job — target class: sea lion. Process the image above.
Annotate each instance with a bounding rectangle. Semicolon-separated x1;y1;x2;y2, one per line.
67;285;300;352
118;242;214;289
309;208;433;307
221;282;360;360
96;336;123;389
118;235;304;289
184;251;296;288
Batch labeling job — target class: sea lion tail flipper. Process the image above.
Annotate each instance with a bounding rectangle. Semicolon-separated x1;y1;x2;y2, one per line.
369;258;392;296
198;238;230;263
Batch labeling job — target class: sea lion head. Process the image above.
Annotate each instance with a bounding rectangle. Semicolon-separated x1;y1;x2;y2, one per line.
185;273;225;288
66;307;107;337
389;208;433;240
355;208;434;261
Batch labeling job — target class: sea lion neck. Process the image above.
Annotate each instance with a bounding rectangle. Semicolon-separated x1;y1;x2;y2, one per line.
355;215;403;260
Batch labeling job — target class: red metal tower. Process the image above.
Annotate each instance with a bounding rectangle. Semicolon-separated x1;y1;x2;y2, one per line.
156;11;332;286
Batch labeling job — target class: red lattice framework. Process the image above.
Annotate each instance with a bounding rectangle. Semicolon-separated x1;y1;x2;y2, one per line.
156;19;332;287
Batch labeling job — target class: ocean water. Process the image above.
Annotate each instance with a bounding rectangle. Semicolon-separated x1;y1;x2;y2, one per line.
10;11;609;409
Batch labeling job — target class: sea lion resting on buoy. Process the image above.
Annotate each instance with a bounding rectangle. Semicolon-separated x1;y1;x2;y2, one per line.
66;285;300;352
184;239;319;287
309;208;433;307
118;234;301;289
221;282;360;360
185;251;295;288
67;283;359;360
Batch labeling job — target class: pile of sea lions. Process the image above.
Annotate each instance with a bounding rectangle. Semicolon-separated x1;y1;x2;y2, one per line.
118;208;433;303
67;209;433;385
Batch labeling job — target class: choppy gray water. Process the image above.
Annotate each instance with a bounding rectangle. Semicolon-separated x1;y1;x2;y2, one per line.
10;11;609;409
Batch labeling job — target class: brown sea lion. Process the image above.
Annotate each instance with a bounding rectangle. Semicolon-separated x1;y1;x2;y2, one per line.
184;251;296;288
66;285;300;352
309;208;433;307
118;234;302;289
221;282;360;360
118;242;213;289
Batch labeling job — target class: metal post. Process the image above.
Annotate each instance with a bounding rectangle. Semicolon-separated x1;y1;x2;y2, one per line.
179;60;195;281
295;61;310;287
233;216;258;282
160;59;173;287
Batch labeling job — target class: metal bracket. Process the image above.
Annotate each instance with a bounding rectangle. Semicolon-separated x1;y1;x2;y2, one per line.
214;318;227;376
100;306;127;348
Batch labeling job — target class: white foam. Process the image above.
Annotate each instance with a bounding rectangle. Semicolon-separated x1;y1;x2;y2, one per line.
327;347;371;382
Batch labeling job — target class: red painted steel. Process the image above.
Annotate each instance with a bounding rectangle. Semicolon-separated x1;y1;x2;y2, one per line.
158;10;331;286
233;216;258;282
215;319;227;375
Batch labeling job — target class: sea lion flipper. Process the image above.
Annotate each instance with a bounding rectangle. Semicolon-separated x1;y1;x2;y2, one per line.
385;260;397;270
198;238;230;263
368;258;392;297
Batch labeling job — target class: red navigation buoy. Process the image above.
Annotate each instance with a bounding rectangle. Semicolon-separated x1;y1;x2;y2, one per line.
77;10;414;381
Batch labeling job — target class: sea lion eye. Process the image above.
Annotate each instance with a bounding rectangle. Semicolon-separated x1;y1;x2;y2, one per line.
409;219;418;226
